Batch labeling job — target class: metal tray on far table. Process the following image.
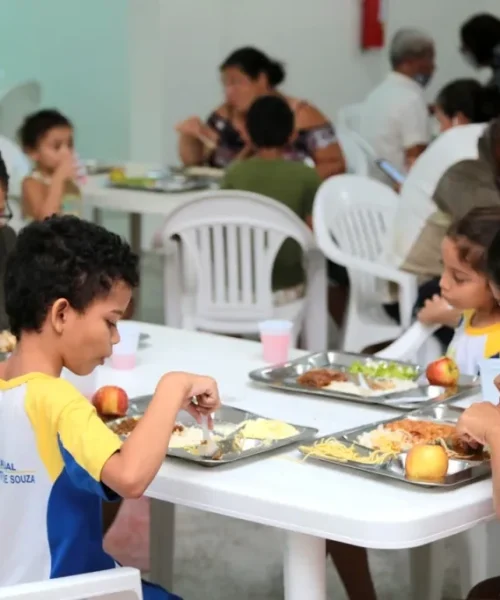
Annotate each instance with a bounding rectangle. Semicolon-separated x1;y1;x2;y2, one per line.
297;404;491;488
107;401;318;467
249;351;478;410
107;169;215;194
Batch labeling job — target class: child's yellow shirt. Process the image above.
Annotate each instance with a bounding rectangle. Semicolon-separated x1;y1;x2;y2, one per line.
447;310;500;376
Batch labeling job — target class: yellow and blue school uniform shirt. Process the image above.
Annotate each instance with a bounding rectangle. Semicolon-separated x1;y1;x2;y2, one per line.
447;310;500;376
0;373;180;600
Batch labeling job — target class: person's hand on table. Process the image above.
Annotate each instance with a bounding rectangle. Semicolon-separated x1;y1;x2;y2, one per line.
417;294;460;327
456;402;500;447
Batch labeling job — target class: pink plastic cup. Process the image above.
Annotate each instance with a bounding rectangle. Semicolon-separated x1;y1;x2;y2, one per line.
111;322;140;370
258;320;293;364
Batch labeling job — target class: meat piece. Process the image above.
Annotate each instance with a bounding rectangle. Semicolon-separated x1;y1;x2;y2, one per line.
297;369;348;388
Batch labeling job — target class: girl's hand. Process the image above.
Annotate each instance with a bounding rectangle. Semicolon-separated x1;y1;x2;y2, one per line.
417;294;458;327
55;153;78;182
456;402;500;446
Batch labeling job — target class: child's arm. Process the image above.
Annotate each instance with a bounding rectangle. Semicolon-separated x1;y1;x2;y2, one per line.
417;294;461;328
22;156;77;220
457;403;500;515
100;371;219;498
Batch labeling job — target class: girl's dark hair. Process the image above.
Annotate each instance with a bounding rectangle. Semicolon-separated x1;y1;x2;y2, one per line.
461;14;500;66
448;206;500;274
220;47;285;87
436;79;500;123
18;109;72;150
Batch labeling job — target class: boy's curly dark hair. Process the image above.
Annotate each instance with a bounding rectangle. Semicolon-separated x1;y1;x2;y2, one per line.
5;216;139;338
18;109;72;150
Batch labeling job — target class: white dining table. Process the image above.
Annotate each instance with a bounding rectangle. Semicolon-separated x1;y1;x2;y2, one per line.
97;322;495;600
81;173;202;256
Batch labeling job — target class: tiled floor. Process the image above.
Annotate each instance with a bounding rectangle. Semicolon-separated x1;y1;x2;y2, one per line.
101;212;469;599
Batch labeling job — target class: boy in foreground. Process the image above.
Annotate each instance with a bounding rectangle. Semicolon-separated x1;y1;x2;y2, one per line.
0;215;220;599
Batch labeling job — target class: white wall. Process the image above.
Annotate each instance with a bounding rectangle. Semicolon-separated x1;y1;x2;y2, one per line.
132;0;500;245
0;0;130;161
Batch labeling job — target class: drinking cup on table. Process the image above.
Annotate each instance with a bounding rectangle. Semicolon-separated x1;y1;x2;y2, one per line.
258;320;293;364
62;367;98;400
111;321;140;370
479;359;500;404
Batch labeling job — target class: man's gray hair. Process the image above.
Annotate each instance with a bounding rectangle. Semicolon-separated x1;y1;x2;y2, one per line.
389;29;434;68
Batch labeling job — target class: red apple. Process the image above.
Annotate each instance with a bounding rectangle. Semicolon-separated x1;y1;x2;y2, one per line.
425;357;459;387
92;385;128;417
405;444;449;482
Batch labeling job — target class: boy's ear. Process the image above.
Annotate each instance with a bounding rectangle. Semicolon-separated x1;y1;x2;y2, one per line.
50;298;71;334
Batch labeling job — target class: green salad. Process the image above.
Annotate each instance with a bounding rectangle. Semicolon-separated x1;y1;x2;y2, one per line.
348;360;417;381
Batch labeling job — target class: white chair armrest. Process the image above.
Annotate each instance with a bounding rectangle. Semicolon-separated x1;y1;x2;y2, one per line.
377;322;439;361
0;568;143;600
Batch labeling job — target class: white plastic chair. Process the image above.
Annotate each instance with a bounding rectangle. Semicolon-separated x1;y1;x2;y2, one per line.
158;190;327;349
377;322;498;600
336;131;370;176
0;567;143;600
337;102;363;133
313;174;417;352
0;81;41;143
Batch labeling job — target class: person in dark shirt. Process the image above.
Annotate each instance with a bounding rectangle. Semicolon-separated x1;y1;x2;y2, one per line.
460;14;500;91
0;151;17;330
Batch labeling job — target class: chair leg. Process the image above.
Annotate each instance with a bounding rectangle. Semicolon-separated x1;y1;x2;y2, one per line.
409;541;445;600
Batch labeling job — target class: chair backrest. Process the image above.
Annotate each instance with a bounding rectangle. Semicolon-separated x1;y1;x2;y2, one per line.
162;190;316;328
0;81;41;142
337;103;363;133
337;131;371;176
0;567;143;600
313;174;399;300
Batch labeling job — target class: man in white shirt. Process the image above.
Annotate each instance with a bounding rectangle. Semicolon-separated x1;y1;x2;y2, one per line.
359;29;435;177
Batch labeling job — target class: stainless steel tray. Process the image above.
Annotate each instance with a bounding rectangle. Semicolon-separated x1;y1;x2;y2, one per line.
298;437;490;488
249;351;478;410
108;400;318;467
107;178;211;194
298;404;490;487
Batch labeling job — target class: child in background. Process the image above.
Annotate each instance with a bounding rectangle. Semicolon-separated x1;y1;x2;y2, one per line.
221;95;321;304
418;206;500;375
0;215;220;598
19;109;81;220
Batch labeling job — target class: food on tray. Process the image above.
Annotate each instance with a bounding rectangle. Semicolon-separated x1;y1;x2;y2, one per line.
349;359;417;381
425;356;460;387
239;418;298;441
295;364;418;397
358;419;456;452
109;167;125;182
92;386;129;417
300;438;395;465
405;444;449;482
110;416;140;436
0;330;15;353
297;369;348;388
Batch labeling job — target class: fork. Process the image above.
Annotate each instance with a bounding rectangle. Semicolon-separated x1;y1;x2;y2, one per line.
199;415;219;457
